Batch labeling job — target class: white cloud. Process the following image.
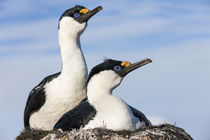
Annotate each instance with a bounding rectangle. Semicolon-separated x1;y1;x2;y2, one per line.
84;18;167;42
0;0;35;18
0;18;59;55
0;18;57;42
1;0;210;55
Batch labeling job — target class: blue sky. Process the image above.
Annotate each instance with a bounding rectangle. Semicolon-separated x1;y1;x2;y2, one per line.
0;0;210;139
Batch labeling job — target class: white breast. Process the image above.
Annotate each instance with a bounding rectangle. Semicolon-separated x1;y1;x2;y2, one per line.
29;74;86;130
84;95;142;131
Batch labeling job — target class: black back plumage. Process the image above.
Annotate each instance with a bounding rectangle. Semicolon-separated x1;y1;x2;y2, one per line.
54;98;96;131
54;101;151;131
129;106;151;126
24;72;60;127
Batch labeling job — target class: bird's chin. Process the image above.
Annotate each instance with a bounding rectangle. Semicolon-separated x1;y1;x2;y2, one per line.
77;23;87;36
110;77;123;91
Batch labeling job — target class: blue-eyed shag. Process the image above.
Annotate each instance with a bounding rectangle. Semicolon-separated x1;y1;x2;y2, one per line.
24;5;103;130
54;58;152;131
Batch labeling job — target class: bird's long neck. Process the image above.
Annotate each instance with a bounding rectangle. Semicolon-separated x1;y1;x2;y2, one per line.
58;30;88;85
87;79;131;118
88;84;114;109
87;79;114;105
87;72;122;104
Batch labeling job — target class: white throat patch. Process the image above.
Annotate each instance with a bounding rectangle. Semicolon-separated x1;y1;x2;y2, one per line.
87;70;122;103
59;17;86;36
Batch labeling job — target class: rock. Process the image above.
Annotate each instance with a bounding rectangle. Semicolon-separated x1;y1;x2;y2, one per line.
16;124;193;140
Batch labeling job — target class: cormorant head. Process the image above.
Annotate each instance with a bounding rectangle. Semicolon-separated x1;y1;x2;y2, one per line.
58;5;102;36
87;58;152;94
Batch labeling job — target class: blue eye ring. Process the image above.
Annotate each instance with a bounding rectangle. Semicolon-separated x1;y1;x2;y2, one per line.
114;66;121;71
74;13;80;18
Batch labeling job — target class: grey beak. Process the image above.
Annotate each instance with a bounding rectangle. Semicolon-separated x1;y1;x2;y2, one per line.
79;6;103;23
121;58;152;77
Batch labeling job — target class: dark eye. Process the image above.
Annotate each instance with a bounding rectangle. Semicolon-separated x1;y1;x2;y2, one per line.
74;13;80;18
114;66;121;71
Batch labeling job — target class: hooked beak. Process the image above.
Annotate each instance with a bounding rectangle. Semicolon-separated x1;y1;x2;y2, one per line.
121;58;152;77
80;6;103;23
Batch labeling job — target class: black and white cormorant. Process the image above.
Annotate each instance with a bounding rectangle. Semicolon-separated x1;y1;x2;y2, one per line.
24;5;103;130
54;58;152;131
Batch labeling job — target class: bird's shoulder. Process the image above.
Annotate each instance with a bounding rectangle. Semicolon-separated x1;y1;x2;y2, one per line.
54;99;96;131
24;72;61;127
28;72;61;96
129;105;152;126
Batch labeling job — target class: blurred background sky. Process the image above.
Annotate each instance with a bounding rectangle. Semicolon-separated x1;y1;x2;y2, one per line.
0;0;210;139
